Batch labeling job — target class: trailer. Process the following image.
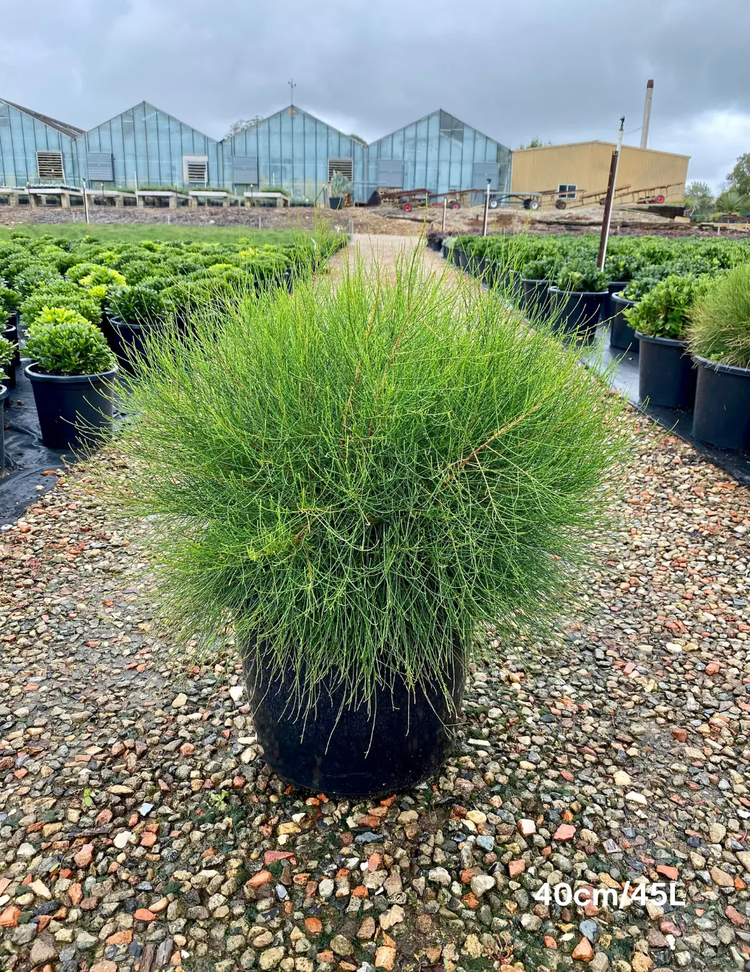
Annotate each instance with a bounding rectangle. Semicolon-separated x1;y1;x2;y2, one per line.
487;191;542;211
378;188;474;211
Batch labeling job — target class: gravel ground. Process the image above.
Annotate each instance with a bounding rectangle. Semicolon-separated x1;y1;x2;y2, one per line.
1;253;750;972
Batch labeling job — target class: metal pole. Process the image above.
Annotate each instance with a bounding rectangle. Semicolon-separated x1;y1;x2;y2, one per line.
82;178;90;224
640;80;654;149
482;179;491;237
441;197;447;232
597;117;625;270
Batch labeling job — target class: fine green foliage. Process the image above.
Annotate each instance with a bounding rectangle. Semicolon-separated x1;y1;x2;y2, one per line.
24;309;116;376
688;264;750;368
627;274;710;339
108;283;168;327
109;257;624;714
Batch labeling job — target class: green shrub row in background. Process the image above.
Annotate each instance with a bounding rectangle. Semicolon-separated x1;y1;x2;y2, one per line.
448;232;750;365
0;226;348;338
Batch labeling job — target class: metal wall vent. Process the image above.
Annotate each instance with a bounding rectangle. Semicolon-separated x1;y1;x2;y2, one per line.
37;150;64;181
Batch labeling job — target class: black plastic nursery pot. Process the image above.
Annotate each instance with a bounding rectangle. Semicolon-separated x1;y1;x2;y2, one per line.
609;293;639;353
26;365;117;451
108;314;149;372
520;278;551;318
329;196;344;210
0;360;14;391
2;322;17;358
692;356;750;451
0;384;7;473
242;640;465;798
550;288;607;340
455;248;468;270
636;333;696;410
606;281;628;317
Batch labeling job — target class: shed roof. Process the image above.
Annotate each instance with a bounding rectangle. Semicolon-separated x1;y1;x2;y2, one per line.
0;98;85;138
514;139;690;160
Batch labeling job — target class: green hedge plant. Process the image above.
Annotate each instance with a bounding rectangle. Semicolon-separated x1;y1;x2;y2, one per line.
107;258;624;717
627;274;710;340
108;283;168;327
21;283;102;327
688;264;750;368
555;261;608;293
24;308;116;376
0;335;15;371
0;286;19;318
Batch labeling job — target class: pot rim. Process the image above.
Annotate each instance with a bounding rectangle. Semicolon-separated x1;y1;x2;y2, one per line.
611;293;635;307
608;280;628;288
633;331;687;348
692;354;750;378
25;363;118;384
0;384;7;401
107;312;145;331
521;277;549;285
550;287;608;297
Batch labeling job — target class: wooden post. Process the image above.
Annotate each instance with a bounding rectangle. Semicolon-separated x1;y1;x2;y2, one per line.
482;180;491;237
597;117;625;270
441;197;447;232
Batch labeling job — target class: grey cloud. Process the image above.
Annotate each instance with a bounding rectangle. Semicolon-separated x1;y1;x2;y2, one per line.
2;0;749;186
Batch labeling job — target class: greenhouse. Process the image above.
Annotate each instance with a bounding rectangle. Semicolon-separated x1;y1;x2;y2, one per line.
0;97;511;204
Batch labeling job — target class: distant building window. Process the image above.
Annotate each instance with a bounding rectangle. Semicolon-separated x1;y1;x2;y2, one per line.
183;155;208;185
37;151;64;182
558;184;577;200
328;158;353;181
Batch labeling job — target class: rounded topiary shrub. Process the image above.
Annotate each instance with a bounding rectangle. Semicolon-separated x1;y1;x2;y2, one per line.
111;260;624;721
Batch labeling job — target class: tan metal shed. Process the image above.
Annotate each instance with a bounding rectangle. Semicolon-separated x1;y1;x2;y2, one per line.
510;141;690;206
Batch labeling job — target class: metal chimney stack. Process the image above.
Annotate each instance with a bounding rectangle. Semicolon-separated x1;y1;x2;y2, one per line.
640;80;654;149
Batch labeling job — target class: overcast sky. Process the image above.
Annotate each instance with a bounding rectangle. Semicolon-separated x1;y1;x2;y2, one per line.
2;0;749;191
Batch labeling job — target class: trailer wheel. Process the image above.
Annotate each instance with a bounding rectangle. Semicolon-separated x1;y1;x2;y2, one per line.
656;194;665;203
529;198;539;210
450;200;460;210
403;202;412;211
555;200;567;210
488;197;499;209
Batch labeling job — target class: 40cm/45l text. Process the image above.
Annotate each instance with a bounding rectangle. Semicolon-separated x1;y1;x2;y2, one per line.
533;882;685;909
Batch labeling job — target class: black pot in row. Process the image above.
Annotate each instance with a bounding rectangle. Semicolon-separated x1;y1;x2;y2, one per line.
637;334;750;451
441;250;750;455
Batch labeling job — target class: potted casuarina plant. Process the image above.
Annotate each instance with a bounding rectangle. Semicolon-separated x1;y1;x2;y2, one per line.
629;274;709;410
24;308;118;451
0;336;14;472
329;171;352;210
108;262;622;798
688;264;750;450
550;261;609;340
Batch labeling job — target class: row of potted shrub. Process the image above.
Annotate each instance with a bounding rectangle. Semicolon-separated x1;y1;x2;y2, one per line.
0;228;347;468
628;268;750;451
443;232;750;453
